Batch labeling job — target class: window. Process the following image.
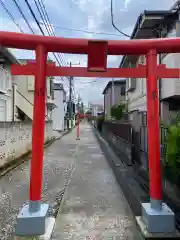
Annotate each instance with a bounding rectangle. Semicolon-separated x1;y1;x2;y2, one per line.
141;112;147;126
0;66;7;92
121;85;125;96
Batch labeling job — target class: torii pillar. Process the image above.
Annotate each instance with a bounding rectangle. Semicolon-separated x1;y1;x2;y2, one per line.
15;45;55;236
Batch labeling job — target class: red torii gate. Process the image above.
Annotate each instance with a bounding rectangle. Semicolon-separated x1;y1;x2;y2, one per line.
1;31;179;237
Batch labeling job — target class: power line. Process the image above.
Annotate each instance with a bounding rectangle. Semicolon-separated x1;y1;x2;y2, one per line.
35;0;68;83
39;22;126;37
37;0;54;36
12;0;35;33
110;0;130;38
0;0;24;32
34;0;66;66
24;0;64;69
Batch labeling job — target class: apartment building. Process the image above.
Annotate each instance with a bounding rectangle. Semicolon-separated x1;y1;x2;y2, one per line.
102;80;126;120
120;1;180;130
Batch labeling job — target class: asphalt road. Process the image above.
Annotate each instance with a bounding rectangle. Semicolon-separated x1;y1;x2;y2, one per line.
0;128;79;240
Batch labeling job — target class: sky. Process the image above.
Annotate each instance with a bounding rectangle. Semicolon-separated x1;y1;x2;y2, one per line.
0;0;177;105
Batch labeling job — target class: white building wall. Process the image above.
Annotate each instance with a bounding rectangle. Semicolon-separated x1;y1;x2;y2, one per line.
127;27;180;113
0;65;14;121
161;26;180;99
127;55;147;112
52;89;65;131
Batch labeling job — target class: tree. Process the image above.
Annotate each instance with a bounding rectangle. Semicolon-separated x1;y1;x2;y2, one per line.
111;103;125;120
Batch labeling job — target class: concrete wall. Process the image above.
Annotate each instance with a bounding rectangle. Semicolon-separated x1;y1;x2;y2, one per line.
0;122;54;168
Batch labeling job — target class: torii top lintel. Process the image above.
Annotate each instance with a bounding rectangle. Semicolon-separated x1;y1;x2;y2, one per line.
0;31;180;55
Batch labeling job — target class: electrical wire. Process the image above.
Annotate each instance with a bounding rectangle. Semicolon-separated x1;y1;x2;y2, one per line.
37;0;54;36
34;0;66;66
0;0;24;32
24;0;67;83
110;0;130;38
12;0;35;33
24;0;62;66
39;22;124;37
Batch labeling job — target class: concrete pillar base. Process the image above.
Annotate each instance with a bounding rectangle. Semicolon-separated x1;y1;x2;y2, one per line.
15;217;55;240
15;203;50;236
136;202;180;239
136;216;180;239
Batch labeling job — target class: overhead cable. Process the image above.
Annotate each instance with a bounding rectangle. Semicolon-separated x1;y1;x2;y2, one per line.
0;0;24;32
110;0;130;38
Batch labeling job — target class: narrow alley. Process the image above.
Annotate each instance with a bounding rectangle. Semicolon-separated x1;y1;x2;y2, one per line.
0;122;143;239
52;122;143;239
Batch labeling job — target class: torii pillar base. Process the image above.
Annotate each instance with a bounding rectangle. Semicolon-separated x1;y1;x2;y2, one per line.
136;202;180;239
15;203;55;238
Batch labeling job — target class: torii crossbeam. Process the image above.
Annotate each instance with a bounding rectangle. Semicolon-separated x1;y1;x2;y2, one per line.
0;31;179;237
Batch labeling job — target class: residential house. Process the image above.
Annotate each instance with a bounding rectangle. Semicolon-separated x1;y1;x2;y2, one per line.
0;47;20;121
120;1;180;131
52;83;67;131
89;103;104;117
102;80;126;120
0;48;54;167
13;59;55;122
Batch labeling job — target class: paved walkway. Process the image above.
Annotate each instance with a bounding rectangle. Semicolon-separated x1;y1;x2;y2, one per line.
52;122;143;240
0;127;77;239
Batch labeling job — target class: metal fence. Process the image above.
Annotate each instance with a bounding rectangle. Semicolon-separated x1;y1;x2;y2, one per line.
101;121;168;169
102;122;133;165
138;125;168;171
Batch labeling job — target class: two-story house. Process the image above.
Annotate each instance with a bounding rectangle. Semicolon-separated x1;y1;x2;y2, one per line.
0;47;20;121
120;1;180;130
103;80;126;120
0;48;55;122
14;59;55;121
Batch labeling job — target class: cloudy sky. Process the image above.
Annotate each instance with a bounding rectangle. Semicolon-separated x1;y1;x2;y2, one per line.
0;0;177;104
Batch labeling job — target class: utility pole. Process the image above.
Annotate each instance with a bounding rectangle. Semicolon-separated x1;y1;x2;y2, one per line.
77;94;81;113
69;62;73;129
112;78;115;106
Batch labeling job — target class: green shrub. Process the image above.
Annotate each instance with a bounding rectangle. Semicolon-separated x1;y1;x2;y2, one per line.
111;104;125;120
165;123;180;183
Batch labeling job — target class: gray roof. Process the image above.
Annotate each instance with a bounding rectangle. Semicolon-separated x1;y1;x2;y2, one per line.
120;1;180;68
0;47;20;64
102;79;126;94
